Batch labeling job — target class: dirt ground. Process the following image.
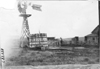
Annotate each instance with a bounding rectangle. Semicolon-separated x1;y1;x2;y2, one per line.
3;64;100;69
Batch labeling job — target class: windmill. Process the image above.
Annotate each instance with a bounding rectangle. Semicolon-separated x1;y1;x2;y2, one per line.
18;1;42;47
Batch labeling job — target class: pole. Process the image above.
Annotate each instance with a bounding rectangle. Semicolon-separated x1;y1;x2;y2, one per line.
1;48;5;69
98;1;100;63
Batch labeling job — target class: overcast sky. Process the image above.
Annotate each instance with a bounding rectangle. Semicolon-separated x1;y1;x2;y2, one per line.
0;1;99;38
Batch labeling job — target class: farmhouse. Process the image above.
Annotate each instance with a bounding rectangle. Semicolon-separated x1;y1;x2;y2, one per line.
84;25;99;45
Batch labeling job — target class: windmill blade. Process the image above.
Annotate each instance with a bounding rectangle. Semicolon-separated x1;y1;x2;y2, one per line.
17;1;27;13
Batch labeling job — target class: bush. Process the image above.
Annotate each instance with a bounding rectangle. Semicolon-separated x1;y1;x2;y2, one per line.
83;58;89;62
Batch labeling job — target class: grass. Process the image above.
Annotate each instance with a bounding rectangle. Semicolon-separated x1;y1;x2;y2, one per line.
6;46;99;66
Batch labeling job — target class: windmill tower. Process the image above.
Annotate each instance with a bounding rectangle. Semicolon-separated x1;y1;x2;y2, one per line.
20;14;31;47
18;1;42;47
18;2;31;47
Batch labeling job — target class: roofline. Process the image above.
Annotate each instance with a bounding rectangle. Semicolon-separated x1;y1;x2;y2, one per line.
92;25;99;34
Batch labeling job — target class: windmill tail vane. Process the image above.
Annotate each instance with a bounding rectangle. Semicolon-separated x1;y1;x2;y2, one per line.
31;4;42;11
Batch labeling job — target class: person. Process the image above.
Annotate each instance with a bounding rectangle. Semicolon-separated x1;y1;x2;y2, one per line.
60;37;63;46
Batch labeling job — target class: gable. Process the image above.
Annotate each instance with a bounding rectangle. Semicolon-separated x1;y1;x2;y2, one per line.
92;25;99;34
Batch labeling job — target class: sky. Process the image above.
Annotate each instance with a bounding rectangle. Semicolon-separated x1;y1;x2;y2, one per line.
0;0;99;39
0;0;99;60
0;1;99;39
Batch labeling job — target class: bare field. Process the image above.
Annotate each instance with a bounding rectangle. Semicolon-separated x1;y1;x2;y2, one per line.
3;64;100;69
5;46;99;66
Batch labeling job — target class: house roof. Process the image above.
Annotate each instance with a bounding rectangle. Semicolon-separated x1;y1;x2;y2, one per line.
92;25;99;34
85;34;98;37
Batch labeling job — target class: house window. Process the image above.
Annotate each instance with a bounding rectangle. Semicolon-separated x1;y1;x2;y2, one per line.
93;37;95;41
85;36;87;41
